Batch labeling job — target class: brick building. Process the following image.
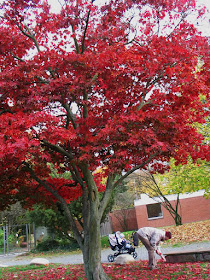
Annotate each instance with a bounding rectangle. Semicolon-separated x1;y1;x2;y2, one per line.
109;208;138;233
109;190;210;232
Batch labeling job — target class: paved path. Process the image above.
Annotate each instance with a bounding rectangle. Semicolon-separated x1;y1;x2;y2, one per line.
0;241;209;267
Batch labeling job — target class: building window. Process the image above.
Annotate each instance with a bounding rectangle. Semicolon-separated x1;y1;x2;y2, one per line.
146;203;163;219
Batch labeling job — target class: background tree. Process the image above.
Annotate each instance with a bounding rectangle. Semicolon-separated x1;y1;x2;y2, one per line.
156;158;210;197
111;178;135;232
155;116;210;199
0;202;27;227
125;170;150;199
130;157;210;226
26;195;115;242
136;170;183;225
0;0;209;279
25;203;74;241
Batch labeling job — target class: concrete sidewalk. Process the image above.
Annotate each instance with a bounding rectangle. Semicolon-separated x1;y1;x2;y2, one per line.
0;241;209;267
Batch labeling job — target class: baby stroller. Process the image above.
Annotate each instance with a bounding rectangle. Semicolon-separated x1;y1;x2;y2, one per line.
107;231;137;262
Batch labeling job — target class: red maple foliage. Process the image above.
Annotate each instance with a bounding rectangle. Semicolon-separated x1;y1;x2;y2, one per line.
0;0;209;279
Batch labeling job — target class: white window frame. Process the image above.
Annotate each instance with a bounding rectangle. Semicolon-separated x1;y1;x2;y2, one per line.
146;203;163;220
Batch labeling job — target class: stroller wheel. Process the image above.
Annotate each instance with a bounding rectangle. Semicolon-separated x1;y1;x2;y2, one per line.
132;252;138;259
108;254;115;262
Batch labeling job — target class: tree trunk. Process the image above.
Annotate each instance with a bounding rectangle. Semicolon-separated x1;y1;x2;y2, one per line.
174;213;182;226
162;201;183;226
82;210;110;280
174;193;182;226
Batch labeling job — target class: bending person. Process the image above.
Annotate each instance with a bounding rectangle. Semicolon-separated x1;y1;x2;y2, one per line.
135;227;172;270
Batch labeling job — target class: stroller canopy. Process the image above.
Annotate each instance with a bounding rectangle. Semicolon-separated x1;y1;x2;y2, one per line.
109;231;125;249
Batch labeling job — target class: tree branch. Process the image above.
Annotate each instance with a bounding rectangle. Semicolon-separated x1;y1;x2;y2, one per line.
71;25;80;54
80;164;100;236
62;102;77;129
142;172;182;225
41;140;74;160
114;152;159;188
99;152;159;220
166;8;188;39
35;76;49;84
98;174;116;220
16;23;40;52
137;98;156;110
83;89;88;119
0;109;12;116
81;10;91;54
11;52;25;62
156;8;160;36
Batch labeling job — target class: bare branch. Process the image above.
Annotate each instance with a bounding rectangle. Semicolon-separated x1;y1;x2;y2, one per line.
140;172;182;225
166;6;189;39
114;152;159;188
156;8;160;36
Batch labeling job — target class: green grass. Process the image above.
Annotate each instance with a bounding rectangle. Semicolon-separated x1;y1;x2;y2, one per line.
101;235;110;248
21;247;82;259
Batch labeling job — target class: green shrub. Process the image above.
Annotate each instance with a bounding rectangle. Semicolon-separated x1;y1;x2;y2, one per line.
58;239;79;251
35;238;60;251
35;237;79;252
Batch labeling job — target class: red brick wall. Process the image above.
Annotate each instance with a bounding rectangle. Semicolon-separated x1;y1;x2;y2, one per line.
109;208;138;232
180;196;210;224
135;204;175;228
135;196;210;229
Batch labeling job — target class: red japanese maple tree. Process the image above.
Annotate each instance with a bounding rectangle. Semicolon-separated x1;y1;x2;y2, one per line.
0;0;209;279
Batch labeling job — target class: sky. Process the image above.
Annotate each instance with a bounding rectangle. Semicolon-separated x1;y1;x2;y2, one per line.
0;0;209;35
48;0;210;36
